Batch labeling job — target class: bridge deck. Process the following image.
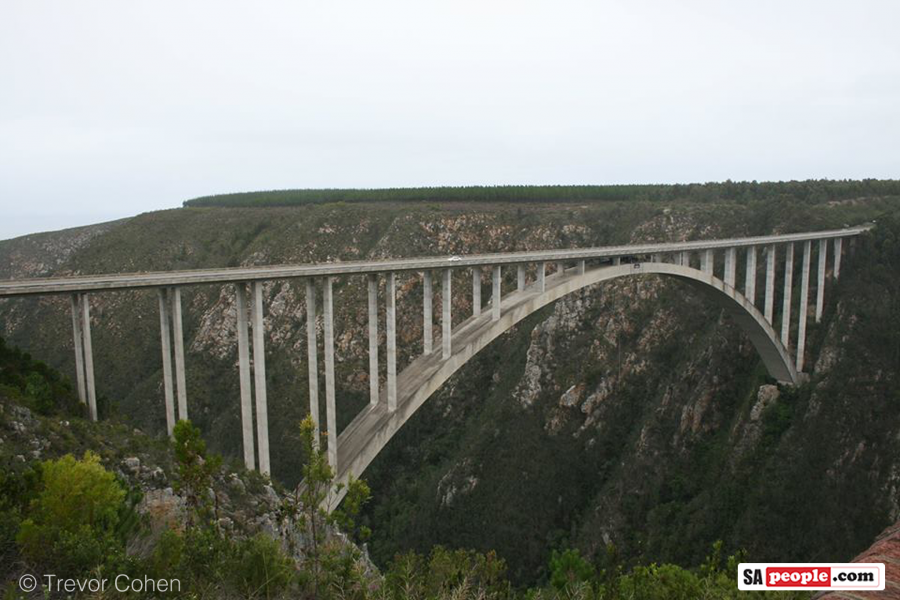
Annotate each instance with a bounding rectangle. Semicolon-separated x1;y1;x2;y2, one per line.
0;226;869;297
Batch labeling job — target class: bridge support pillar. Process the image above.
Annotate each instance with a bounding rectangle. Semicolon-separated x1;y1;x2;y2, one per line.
79;294;97;422
69;294;87;405
765;245;776;323
305;280;320;442
834;238;843;280
796;241;811;372
423;272;433;355
367;275;379;407
538;262;546;292
701;250;713;275
816;239;827;322
557;261;565;274
492;266;501;321
251;282;271;476
724;248;736;286
236;284;255;468
781;243;794;348
680;251;690;267
157;289;176;436
517;265;526;291
472;268;481;317
442;269;452;359
612;257;621;266
387;273;398;411
324;277;338;468
171;287;188;421
577;260;586;275
652;253;663;263
745;247;757;304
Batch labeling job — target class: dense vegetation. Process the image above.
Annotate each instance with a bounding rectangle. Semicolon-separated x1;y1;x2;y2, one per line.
0;349;805;598
183;179;900;208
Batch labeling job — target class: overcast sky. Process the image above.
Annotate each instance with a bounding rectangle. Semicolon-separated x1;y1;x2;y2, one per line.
1;1;898;240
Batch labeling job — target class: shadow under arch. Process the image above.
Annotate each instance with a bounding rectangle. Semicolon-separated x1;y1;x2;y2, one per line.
330;261;797;507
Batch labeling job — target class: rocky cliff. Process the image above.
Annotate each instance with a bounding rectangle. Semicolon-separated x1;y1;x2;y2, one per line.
1;194;898;584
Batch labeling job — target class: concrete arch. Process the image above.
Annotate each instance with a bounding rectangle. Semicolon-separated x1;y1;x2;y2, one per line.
331;261;797;506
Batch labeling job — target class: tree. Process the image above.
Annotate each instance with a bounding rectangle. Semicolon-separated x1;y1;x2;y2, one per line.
172;419;222;527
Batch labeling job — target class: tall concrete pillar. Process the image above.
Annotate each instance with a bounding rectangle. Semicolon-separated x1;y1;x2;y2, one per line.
423;272;433;355
577;260;586;275
367;275;379;407
305;280;319;440
492;265;501;321
781;244;794;348
744;247;757;305
764;244;776;324
680;251;690;268
612;257;621;266
701;250;714;275
157;289;175;436
651;253;663;263
235;284;255;469
80;294;97;422
69;294;87;404
251;282;271;476
442;269;452;360
815;239;827;322
538;262;546;292
386;273;397;411
322;277;337;469
170;287;188;421
834;238;843;280
517;265;526;291
724;248;736;286
472;268;481;317
796;241;811;372
557;261;565;274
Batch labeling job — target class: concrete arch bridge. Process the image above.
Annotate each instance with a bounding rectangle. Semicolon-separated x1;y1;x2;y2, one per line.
0;226;868;506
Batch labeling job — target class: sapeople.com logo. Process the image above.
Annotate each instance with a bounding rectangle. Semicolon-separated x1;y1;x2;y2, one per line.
738;563;885;591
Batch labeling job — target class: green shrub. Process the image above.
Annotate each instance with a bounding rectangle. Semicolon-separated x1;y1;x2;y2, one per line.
16;451;126;575
229;533;296;599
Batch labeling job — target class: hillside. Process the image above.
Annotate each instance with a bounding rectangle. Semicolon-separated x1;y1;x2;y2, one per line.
2;183;900;585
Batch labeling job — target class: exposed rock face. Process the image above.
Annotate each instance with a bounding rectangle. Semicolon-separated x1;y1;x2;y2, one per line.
1;200;898;584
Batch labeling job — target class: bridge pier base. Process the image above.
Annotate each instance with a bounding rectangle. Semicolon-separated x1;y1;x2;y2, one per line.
492;266;501;321
442;269;452;359
305;280;320;442
158;289;176;435
724;248;736;286
834;238;843;280
816;239;827;322
701;249;713;275
235;284;255;468
765;244;776;324
781;243;794;348
251;282;271;476
472;269;481;317
745;247;757;304
796;241;811;372
423;272;433;355
69;294;87;405
171;287;188;421
323;278;338;469
387;273;398;411
80;294;97;422
367;275;379;406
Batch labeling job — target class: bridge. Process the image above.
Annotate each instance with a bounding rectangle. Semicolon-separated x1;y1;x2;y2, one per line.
0;225;869;506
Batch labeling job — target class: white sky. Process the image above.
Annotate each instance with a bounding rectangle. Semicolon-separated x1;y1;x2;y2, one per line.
1;0;898;240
